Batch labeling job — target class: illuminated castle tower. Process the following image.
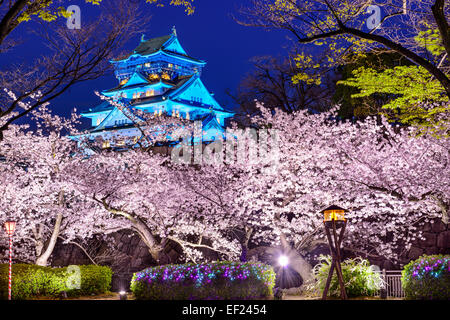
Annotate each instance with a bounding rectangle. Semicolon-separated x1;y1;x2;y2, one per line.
73;27;234;149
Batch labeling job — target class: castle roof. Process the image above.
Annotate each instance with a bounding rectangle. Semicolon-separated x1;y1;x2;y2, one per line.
112;32;204;64
81;101;114;115
134;35;172;55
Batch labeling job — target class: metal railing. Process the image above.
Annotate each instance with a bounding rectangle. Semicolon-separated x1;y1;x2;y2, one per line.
375;270;405;298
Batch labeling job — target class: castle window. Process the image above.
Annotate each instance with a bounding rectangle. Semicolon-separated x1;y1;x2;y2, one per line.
102;141;110;149
168;63;173;68
120;78;128;85
144;63;151;68
115;119;127;126
161;73;170;80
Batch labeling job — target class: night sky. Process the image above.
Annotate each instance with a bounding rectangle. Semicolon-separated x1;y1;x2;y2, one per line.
1;0;291;123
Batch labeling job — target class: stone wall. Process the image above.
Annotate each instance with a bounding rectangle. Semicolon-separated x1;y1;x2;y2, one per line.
364;218;450;270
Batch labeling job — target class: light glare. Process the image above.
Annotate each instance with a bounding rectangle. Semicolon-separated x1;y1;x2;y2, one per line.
278;255;289;267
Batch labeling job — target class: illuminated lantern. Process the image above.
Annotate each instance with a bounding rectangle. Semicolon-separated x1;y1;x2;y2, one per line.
4;221;16;235
322;205;347;225
320;205;348;300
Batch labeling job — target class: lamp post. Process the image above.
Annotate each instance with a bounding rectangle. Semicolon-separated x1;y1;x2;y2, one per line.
4;221;16;301
320;205;348;300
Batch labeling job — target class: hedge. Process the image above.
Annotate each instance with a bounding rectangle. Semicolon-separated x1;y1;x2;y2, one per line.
401;254;450;300
0;264;112;300
130;261;276;300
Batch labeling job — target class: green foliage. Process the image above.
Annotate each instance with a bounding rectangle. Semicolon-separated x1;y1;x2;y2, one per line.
335;27;449;135
16;0;194;24
333;52;413;119
309;255;383;298
338;65;449;122
130;261;276;300
401;255;450;300
0;264;112;300
415;29;446;57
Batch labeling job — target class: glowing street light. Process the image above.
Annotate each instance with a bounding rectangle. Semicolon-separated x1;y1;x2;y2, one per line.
320;205;348;300
4;221;16;301
278;255;289;268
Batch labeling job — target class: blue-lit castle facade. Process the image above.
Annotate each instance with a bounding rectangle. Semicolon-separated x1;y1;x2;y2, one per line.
72;28;234;149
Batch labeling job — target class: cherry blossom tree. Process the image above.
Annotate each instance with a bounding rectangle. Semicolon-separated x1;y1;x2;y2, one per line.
245;104;449;266
0;93;106;265
177;103;449;280
66;149;242;264
1;88;446;278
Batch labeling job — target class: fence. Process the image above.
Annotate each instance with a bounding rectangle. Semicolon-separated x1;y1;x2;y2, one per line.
375;270;405;298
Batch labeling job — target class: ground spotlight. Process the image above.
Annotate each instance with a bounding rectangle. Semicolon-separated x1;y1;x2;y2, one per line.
278;255;289;267
119;291;127;300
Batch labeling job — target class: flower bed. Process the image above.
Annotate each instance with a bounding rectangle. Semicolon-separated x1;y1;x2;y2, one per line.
401;254;450;300
130;261;276;300
0;264;112;300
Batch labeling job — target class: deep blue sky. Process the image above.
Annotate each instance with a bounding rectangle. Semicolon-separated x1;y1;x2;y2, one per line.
1;0;292;121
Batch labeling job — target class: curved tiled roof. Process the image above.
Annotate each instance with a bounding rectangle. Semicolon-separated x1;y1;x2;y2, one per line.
134;35;172;55
81;101;114;114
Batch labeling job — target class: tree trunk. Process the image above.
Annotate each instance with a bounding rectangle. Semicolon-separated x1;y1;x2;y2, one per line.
35;212;63;266
240;227;253;262
35;190;65;266
128;216;165;263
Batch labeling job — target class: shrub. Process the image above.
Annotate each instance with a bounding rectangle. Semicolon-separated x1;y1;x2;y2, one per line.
309;255;383;297
0;264;112;300
401;254;450;300
130;261;276;300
